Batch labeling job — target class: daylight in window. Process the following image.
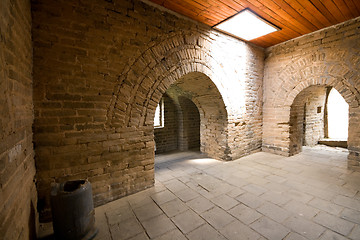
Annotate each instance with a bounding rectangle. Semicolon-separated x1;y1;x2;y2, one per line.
214;9;279;41
154;98;164;128
327;88;348;139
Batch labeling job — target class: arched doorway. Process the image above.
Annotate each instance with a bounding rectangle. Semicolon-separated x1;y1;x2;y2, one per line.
289;85;349;156
153;72;228;160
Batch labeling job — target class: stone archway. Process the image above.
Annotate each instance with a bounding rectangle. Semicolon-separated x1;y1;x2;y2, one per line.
106;33;233;129
263;49;360;170
164;72;229;160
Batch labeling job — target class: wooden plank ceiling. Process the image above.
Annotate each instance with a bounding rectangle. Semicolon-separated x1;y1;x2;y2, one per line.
148;0;360;48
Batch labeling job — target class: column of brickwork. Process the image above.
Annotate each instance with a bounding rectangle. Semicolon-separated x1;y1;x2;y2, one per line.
0;0;37;238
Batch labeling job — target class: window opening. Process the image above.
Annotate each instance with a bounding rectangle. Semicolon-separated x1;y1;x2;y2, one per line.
327;88;348;139
154;98;164;128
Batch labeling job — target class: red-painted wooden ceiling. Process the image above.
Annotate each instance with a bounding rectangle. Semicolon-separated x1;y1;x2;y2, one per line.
148;0;360;48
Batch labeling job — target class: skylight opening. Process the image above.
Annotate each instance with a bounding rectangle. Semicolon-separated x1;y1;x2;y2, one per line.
214;9;280;41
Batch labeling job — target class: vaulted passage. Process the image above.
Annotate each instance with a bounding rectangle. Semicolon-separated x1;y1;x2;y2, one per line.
154;72;228;159
287;85;352;156
289;86;327;155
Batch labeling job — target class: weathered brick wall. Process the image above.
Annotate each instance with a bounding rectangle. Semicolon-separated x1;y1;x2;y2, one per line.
302;86;327;146
263;16;360;170
0;0;37;239
178;96;200;151
154;95;178;153
32;0;264;218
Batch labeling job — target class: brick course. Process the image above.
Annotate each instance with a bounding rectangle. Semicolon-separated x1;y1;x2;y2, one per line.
154;95;179;153
0;0;37;239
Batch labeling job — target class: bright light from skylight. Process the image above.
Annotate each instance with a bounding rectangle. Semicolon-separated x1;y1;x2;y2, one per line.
214;9;279;41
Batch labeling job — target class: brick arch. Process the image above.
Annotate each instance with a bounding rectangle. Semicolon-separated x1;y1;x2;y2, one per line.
162;72;229;160
106;32;231;129
284;77;359;108
272;51;360;109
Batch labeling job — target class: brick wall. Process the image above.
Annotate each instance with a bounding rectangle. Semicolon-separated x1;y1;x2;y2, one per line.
302;86;327;147
32;0;264;218
178;96;200;151
154;95;178;153
263;16;360;170
0;0;37;239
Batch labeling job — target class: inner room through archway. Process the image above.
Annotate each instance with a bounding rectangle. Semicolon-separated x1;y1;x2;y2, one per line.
289;85;349;156
153;72;227;160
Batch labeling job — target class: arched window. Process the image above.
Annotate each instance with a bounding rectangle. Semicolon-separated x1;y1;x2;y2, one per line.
154;98;164;128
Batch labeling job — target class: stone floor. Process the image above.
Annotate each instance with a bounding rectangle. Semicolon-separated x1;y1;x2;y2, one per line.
41;146;360;240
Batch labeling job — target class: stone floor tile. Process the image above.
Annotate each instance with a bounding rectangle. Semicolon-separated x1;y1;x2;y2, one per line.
340;208;360;224
283;189;314;203
128;233;149;240
224;176;249;187
210;183;237;197
333;195;360;211
318;230;348;240
265;174;287;183
163;179;188;193
151;190;177;205
308;197;344;215
93;235;112;240
141;214;176;239
201;206;235;229
155;173;175;182
313;211;355;236
263;181;290;193
127;194;154;210
301;184;338;201
242;183;268;196
159;198;188;217
260;191;291;205
236;192;265;209
219;220;261;240
94;212;112;240
283;200;319;219
210;194;239;210
186;195;215;214
284;232;308;240
245;175;269;185
152;229;187;240
173;187;200;202
172;210;206;234
348;224;360;240
226;187;245;198
109;216;143;240
186;224;226;240
133;202;163;222
283;215;325;239
105;205;134;225
250;216;290;240
325;184;358;198
228;203;262;224
256;201;292;223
